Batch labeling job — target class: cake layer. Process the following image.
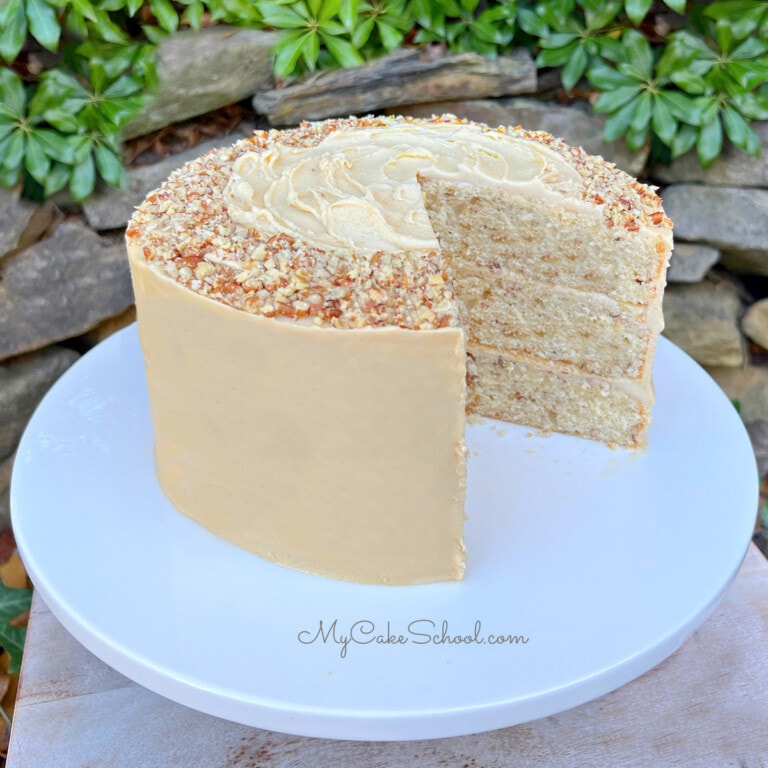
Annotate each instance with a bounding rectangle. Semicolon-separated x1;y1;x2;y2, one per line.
466;343;652;448
454;269;657;380
422;180;670;306
129;245;467;585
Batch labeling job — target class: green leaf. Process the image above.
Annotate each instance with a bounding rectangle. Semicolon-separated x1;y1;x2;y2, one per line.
376;20;403;51
715;19;735;56
322;33;364;68
662;0;686;13
592;37;624;63
670;69;707;95
593;84;642;113
650;94;677;144
142;24;168;44
536;42;576;68
88;60;107;94
317;19;346;35
583;0;621;30
706;2;767;40
722;103;750;149
63;7;87;36
744;124;761;156
659;90;703;122
730;36;768;60
94;142;124;187
134;43;159;90
587;64;635;90
0;164;21;189
103;75;142;98
150;0;179;32
603;98;637;141
0;0;27;63
698;96;720;126
624;0;652;25
38;67;89;100
0;67;26;118
25;132;53;183
667;29;716;63
339;0;357;32
621;28;653;79
70;153;96;201
630;90;652;131
91;9;128;42
273;30;310;77
66;133;92;164
697;114;723;167
96;96;144;128
0;582;31;674
181;0;203;29
351;17;374;49
625;123;649;152
540;32;579;49
727;59;768;91
25;0;60;51
561;43;588;92
260;2;308;29
317;0;342;22
0;131;15;157
538;0;575;27
517;7;547;37
84;43;140;80
655;41;687;80
2;129;24;171
32;127;74;162
0;0;19;26
300;29;319;70
71;0;96;22
735;90;768;120
43;161;70;196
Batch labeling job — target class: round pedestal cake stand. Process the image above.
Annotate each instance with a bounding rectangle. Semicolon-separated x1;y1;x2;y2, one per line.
11;325;758;741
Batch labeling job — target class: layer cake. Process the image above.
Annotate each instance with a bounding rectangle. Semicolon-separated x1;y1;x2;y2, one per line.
126;115;672;585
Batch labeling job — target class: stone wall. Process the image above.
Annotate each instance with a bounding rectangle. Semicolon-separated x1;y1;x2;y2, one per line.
2;27;767;527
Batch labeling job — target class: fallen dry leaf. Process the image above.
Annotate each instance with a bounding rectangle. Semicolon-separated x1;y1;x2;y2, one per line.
0;554;29;591
0;651;19;719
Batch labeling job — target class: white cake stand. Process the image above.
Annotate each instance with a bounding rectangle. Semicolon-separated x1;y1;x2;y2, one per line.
11;325;758;741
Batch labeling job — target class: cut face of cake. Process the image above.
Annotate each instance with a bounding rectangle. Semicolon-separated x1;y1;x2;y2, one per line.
126;115;672;585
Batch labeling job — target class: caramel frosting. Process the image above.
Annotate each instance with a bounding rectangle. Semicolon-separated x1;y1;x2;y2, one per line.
127;246;467;584
224;119;592;255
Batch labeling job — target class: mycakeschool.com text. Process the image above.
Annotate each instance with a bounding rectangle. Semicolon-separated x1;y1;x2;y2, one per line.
297;619;531;659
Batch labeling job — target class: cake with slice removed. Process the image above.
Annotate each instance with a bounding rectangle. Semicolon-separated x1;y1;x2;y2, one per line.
126;114;672;585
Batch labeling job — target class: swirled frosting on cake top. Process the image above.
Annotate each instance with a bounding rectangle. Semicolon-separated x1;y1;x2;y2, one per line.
223;119;588;256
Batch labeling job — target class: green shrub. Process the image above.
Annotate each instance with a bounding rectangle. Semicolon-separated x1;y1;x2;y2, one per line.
265;0;768;168
1;1;157;201
1;0;768;202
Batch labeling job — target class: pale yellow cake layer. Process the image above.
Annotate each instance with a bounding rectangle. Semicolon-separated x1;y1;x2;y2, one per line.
129;243;467;585
422;181;670;306
466;343;652;448
455;268;657;380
